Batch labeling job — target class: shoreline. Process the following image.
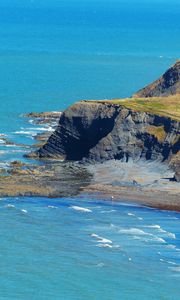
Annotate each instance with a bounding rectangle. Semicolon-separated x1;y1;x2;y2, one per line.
0;159;179;212
82;160;180;212
0;111;179;212
81;185;180;212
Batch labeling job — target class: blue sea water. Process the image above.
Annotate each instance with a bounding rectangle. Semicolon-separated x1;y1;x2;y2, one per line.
0;197;180;299
0;0;180;298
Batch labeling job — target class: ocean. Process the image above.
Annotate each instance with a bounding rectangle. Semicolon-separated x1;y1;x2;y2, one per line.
0;0;180;299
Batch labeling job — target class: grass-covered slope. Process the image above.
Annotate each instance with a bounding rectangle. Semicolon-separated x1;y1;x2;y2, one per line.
91;95;180;121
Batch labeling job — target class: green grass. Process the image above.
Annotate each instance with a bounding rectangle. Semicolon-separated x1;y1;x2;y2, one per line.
88;95;180;121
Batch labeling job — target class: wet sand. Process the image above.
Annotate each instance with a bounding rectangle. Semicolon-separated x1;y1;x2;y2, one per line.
82;160;180;211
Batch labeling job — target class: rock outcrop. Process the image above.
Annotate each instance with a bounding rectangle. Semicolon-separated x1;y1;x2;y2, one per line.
133;60;180;97
36;101;180;169
30;60;180;181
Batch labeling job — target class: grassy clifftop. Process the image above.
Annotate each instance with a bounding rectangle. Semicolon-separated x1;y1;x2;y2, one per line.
90;95;180;121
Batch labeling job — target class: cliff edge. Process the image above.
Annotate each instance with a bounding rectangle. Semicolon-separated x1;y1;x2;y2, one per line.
36;98;179;172
33;61;180;181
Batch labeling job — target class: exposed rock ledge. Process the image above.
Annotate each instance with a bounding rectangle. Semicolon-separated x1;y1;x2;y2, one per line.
28;100;179;182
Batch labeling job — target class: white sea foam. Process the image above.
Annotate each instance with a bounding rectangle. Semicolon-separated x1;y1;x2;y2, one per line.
0;150;7;154
101;209;116;214
147;225;161;229
48;205;58;209
146;225;176;239
119;227;166;243
96;243;112;248
166;232;176;239
26;126;47;131
5;204;15;209
91;233;99;238
166;244;176;249
160;258;164;262
169;266;180;272
127;213;136;217
26;126;54;132
0;150;28;154
167;261;176;265
127;212;143;220
151;236;166;243
91;233;112;244
119;228;148;236
133;235;166;243
0;162;9;168
96;263;105;267
47;126;54;132
21;209;28;214
3;144;19;148
113;244;120;249
97;238;112;244
71;206;92;213
15;130;37;136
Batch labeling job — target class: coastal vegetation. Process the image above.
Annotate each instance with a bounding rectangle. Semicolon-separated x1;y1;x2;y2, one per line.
91;95;180;121
0;60;179;208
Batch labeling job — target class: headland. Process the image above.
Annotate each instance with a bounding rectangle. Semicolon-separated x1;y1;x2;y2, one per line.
0;60;179;211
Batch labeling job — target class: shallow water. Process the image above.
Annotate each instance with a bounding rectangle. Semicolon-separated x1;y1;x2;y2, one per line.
0;197;179;299
0;1;180;299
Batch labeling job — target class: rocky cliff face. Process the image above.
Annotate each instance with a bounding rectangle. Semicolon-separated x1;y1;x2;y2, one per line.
37;101;180;169
133;60;180;97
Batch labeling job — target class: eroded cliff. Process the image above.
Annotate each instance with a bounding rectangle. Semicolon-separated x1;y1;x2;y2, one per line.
37;101;180;173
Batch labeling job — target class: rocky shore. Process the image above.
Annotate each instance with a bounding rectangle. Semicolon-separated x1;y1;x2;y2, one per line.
0;157;179;211
0;61;179;211
0;161;92;198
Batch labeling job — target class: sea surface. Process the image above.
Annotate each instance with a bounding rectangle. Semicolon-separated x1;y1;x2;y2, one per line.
0;0;180;299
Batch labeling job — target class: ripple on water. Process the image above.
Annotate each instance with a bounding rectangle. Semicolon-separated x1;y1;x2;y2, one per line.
70;206;92;213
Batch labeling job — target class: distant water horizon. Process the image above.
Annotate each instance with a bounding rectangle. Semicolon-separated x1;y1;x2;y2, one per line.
0;0;179;118
0;1;180;299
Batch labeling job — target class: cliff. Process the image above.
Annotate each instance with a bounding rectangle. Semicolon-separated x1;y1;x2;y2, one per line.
133;60;180;97
37;98;180;175
33;58;180;181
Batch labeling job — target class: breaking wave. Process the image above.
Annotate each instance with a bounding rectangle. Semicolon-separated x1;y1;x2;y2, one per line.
70;206;92;213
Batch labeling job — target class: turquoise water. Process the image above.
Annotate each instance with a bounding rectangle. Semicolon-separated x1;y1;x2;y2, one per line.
0;197;180;299
0;0;180;298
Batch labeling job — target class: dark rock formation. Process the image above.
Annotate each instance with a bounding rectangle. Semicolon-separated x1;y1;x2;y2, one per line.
133;60;180;97
36;101;180;170
28;60;180;181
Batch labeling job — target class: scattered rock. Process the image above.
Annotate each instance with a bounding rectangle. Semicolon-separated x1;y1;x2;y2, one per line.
0;161;92;198
24;111;61;119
